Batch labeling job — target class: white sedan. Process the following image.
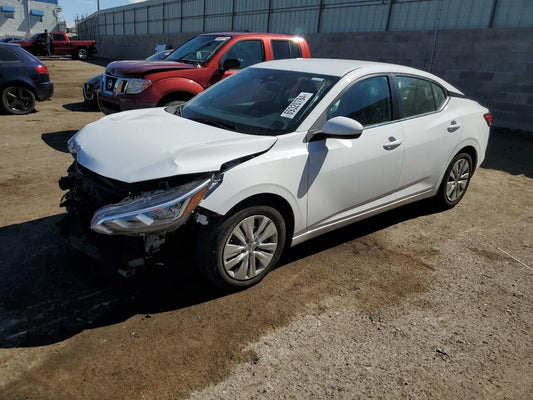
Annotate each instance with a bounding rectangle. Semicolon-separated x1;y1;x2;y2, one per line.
61;59;491;289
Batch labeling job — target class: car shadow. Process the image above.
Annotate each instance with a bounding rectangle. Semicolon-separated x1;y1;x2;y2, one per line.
41;130;77;153
481;127;533;179
0;199;439;349
284;198;439;264
62;102;99;112
0;213;225;348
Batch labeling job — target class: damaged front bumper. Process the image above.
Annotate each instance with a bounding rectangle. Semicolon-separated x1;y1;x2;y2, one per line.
59;162;221;263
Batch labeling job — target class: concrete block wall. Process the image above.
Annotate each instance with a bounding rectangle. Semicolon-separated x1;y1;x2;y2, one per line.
95;27;533;132
305;28;533;131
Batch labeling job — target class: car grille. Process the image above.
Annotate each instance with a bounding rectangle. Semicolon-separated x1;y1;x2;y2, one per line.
102;74;130;96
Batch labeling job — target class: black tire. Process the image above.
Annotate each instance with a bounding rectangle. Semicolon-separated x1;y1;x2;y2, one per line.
436;152;473;209
1;86;36;115
196;205;286;290
76;48;88;61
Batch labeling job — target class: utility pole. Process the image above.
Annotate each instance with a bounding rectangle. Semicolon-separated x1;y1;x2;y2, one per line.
97;0;100;11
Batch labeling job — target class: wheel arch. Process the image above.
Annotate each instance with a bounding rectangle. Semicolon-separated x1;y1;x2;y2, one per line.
221;193;295;248
456;145;478;172
157;91;195;107
0;80;37;96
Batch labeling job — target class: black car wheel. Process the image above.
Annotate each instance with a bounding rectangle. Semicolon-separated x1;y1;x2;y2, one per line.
1;86;36;115
77;48;88;61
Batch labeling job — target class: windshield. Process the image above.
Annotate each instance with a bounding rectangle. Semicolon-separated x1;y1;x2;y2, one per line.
146;50;171;60
179;67;339;135
165;35;230;65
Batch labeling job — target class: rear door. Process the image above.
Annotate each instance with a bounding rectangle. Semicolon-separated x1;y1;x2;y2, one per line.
0;46;23;82
270;39;302;60
395;75;462;195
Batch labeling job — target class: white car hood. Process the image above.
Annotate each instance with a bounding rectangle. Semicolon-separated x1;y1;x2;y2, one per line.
70;108;277;183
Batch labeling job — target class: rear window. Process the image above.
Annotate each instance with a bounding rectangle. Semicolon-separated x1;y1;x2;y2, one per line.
0;47;21;62
397;76;438;118
272;40;302;60
431;83;447;109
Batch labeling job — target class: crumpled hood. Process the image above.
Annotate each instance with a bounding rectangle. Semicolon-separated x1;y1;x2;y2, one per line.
106;60;194;77
70;108;277;183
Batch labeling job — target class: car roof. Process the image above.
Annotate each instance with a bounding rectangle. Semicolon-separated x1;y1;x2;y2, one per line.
252;58;461;93
199;32;302;39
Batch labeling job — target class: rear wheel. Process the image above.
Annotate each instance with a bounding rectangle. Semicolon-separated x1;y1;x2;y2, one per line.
196;205;286;290
76;48;88;60
436;152;473;209
1;86;36;115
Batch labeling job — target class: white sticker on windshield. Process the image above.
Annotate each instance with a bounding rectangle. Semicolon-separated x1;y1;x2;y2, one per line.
280;92;313;119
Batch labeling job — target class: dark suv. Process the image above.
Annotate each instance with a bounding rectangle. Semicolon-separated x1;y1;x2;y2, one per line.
0;43;54;114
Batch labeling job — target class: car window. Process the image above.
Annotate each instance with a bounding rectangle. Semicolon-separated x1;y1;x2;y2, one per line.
327;76;392;127
397;76;439;118
165;35;230;65
181;67;338;135
431;82;447;109
53;34;65;41
219;40;264;69
272;40;302;60
0;47;21;62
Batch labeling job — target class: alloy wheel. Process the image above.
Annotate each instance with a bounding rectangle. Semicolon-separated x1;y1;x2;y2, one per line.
3;87;35;114
446;157;471;202
222;215;279;281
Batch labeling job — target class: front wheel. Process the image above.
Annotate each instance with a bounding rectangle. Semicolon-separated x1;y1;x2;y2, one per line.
196;206;286;290
1;86;36;115
436;152;473;209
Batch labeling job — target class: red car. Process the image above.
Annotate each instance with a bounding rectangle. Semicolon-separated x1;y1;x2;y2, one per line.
98;32;311;114
13;32;96;60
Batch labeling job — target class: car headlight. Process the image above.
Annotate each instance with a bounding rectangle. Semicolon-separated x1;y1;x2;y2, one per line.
125;79;152;94
91;176;215;236
67;137;80;155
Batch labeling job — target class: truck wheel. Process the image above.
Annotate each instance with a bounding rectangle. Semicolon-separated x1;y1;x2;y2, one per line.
196;205;286;290
1;86;36;115
76;48;88;61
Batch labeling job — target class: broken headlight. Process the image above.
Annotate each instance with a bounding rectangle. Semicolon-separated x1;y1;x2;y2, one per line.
91;176;214;236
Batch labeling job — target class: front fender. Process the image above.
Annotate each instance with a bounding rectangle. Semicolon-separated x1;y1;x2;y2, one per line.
150;77;204;100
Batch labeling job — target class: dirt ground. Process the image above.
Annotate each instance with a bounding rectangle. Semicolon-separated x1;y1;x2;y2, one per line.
0;60;531;400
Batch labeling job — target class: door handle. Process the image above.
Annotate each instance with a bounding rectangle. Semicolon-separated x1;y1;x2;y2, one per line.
383;137;402;150
447;120;461;133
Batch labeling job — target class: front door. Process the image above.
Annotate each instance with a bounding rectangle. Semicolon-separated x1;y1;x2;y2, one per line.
306;76;404;230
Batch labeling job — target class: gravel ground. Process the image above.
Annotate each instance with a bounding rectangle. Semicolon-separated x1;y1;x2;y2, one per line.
0;60;531;399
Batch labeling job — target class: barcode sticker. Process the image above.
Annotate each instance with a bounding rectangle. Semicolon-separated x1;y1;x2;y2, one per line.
280;92;313;119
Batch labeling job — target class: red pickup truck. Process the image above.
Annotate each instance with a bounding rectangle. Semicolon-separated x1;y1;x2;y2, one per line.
13;32;97;60
98;32;311;114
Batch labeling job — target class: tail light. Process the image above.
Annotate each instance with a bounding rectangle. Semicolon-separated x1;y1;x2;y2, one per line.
35;64;49;74
483;113;492;126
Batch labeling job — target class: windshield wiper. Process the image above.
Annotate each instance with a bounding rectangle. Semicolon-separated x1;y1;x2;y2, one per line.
191;118;236;131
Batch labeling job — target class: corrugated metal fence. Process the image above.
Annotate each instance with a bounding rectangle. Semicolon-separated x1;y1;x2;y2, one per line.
77;0;533;39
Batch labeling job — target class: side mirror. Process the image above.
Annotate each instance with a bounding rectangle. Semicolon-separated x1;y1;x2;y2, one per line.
219;58;240;72
321;116;364;139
